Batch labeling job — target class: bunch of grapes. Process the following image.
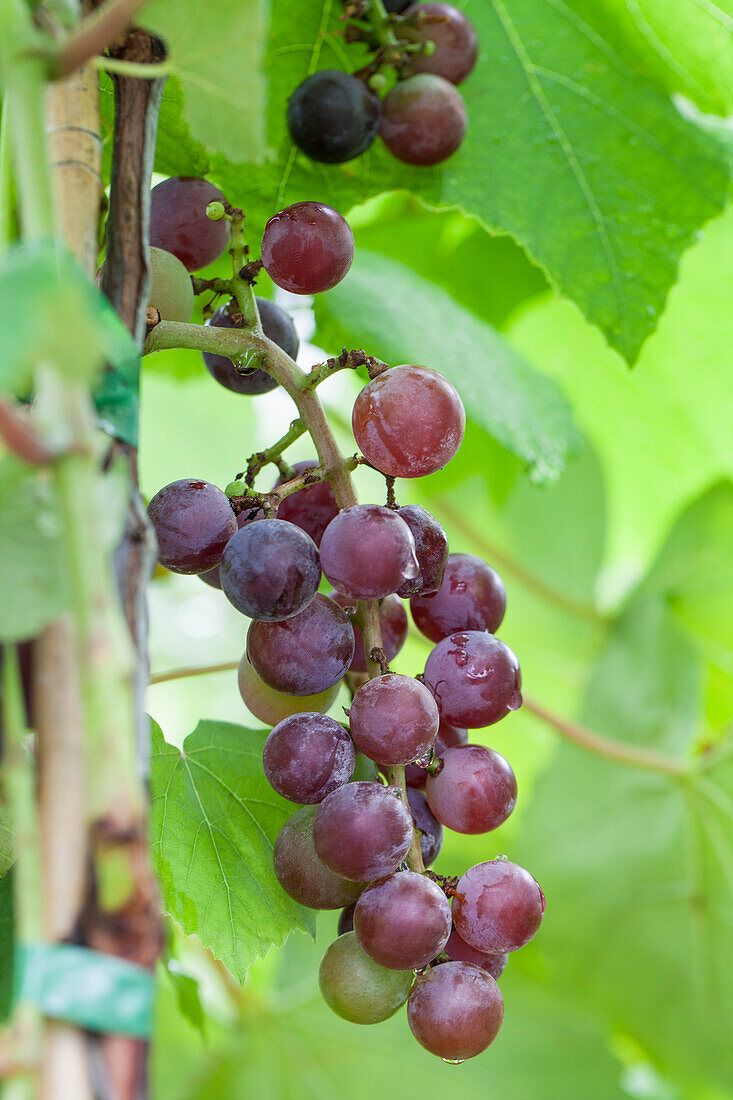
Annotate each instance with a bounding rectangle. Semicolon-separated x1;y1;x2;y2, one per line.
287;2;478;168
144;179;544;1063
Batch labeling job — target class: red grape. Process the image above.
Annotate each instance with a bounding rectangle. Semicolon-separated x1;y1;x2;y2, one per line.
263;713;355;804
396;505;448;597
148;479;237;575
220;518;321;621
452;860;545;953
381;74;467;166
273;805;363;909
411;553;506;642
443;928;507;979
331;592;408;673
407;962;504;1060
423;631;522;728
237;656;339;726
406;787;443;866
149;177;229;271
425;745;517;834
275;461;338;546
313;782;413;881
247;594;354;695
202;298;298;396
354;871;451;970
319;932;413;1023
199;507;264;589
287;70;381;164
261;202;354;294
349;673;439;767
405;719;467;788
320;505;418;599
403;3;479;85
352;366;465;478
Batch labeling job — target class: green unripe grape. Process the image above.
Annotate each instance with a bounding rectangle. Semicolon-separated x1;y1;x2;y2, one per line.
206;200;227;221
238;655;339;726
149;246;194;322
319;932;413;1024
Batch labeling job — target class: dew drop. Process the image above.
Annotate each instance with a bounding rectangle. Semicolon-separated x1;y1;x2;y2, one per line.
442;1058;467;1065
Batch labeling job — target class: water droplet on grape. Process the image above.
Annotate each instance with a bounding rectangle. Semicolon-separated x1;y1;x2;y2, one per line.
441;1057;467;1065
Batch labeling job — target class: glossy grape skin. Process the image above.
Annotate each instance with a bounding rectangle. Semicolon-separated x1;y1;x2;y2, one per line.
352;366;465;478
320;505;418;600
338;902;356;936
237;656;339;726
261;202;354;294
354;871;451;970
331;593;408;673
425;744;517;834
406;787;443;866
403;3;479;85
148;479;237;575
443;928;507;979
273;806;363;909
313;782;413;882
396;505;448;598
220;518;321;621
275;461;338;546
147;247;194;321
405;719;467;788
263;713;355;804
453;860;545;953
407;962;504;1060
247;594;355;695
319;932;413;1024
149;177;230;271
349;674;439;767
423;631;522;729
381;74;467;166
199;507;264;589
411;553;506;642
287;70;381;164
202;298;298;396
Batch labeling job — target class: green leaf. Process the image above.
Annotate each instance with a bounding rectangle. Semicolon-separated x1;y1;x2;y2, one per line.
315;251;580;483
0;873;14;1025
150;719;316;982
0;803;13;877
153;77;212;179
163;960;206;1036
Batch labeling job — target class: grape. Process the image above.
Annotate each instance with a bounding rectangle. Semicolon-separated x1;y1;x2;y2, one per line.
313;782;413;881
287;70;382;164
319;932;413;1024
381;74;467;166
261;202;354;294
407;962;504;1060
385;0;411;10
405;719;467;788
406;787;443;866
275;461;338;546
199;507;265;589
320;505;418;600
443;928;507;979
423;631;522;728
220;518;321;621
148;479;237;575
352;366;465;478
338;902;356;936
263;713;355;804
237;656;340;726
147;247;194;322
354;871;451;970
349;674;439;767
149;176;230;272
331;592;408;673
452;860;545;953
247;594;355;695
202;298;299;396
396;505;448;597
403;3;479;85
425;745;517;834
274;805;363;909
411;553;506;642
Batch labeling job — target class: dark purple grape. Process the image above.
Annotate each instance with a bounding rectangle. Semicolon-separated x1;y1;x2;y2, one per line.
331;592;408;673
405;719;467;788
274;805;363;909
423;631;522;728
443;928;507;979
313;782;413;881
261;202;354;294
354;871;451;970
149;177;230;272
407;962;504;1060
452;860;545;953
411;553;506;642
247;594;355;695
385;0;411;10
263;713;355;804
287;70;381;164
425;745;516;834
220;518;321;621
338;902;356;936
202;298;299;396
237;656;340;726
352;366;465;478
320;505;418;600
406;787;443;866
403;3;479;85
396;505;448;597
349;674;438;767
199;507;265;589
275;461;338;546
319;932;413;1023
148;479;237;575
381;74;467;166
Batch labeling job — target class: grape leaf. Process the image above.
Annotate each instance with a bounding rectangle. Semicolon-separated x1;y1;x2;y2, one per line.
0;805;12;877
150;719;316;982
0;873;14;1025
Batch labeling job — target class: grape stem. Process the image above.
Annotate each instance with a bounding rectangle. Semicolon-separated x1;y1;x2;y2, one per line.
55;0;153;77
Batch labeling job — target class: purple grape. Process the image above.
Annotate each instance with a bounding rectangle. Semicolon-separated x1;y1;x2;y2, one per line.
411;553;506;642
354;871;451;970
349;673;439;767
338;902;356;936
149;177;230;271
403;3;479;85
148;479;237;575
425;745;517;834
247;594;355;695
405;719;467;788
220;518;321;621
199;507;264;589
330;592;408;673
407;962;504;1060
319;932;413;1024
396;505;448;597
261;202;354;294
443;928;507;979
452;860;545;953
287;70;381;164
313;782;413;881
406;787;443;866
320;505;418;600
263;713;355;804
237;656;340;726
275;461;338;546
381;74;467;166
274;805;363;909
423;631;522;728
202;298;299;396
